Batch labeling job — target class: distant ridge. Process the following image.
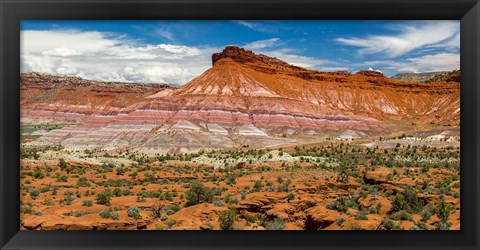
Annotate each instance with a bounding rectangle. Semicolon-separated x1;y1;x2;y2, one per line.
390;70;460;83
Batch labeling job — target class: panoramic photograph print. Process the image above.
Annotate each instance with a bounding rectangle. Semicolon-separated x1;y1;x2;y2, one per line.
19;20;460;230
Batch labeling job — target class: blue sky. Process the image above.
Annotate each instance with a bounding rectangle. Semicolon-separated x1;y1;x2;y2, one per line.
20;20;460;85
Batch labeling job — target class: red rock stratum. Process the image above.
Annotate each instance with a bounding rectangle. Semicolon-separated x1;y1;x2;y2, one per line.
20;46;460;152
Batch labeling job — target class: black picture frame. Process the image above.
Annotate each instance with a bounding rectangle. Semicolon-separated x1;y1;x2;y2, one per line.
1;0;479;249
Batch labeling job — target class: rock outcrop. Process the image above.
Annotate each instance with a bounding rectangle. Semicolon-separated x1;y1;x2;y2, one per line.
21;47;460;152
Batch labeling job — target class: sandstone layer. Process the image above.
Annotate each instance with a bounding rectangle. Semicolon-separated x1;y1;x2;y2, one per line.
21;47;460;152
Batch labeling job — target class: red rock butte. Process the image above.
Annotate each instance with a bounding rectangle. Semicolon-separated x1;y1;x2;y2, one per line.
20;46;460;152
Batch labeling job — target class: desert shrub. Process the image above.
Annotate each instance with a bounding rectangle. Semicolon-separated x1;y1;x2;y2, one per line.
436;198;454;222
77;177;90;187
96;190;112;206
166;204;180;215
383;220;402;230
410;221;428;230
277;176;284;183
435;221;451;230
136;195;146;203
151;203;164;219
112;188;123;197
160;214;168;221
58;158;68;169
253;180;263;191
277;179;291;192
33;167;45;179
350;225;363;230
213;197;224;207
287;193;295;203
225;174;237;186
20;202;33;214
72;210;92;217
185;181;213;207
355;210;368;220
326;197;358;213
219;208;236;230
43;199;53;206
390;210;413;221
223;194;232;204
336;217;346;227
82;199;93;207
99;209;119;220
264;218;285;230
127;206;141;219
165;192;173;202
391;187;424;213
29;189;40;200
63;192;74;205
56;175;68;182
420;203;436;221
336;166;349;183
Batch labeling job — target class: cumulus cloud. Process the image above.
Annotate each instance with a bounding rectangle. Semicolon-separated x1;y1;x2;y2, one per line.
21;29;218;85
21;31;348;84
336;21;460;57
262;48;332;69
365;53;459;74
244;38;280;50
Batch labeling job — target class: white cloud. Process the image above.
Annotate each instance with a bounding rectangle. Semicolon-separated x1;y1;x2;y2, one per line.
232;20;277;34
21;29;219;85
42;47;81;57
244;38;280;50
21;30;348;85
252;47;333;69
336;21;460;57
156;29;175;41
405;53;460;72
367;67;382;73
233;20;256;30
365;52;459;74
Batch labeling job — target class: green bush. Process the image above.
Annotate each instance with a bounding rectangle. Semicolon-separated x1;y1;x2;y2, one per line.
420;203;435;221
185;181;213;207
99;209;119;220
29;189;40;200
219;208;236;230
77;177;90;187
410;221;428;230
435;221;451;230
383;219;402;230
43;199;53;206
287;193;295;203
326;197;358;213
436;198;454;222
33;167;45;179
355;210;368;220
127;206;141;219
82;199;93;207
391;187;424;213
390;210;413;221
96;190;112;206
350;225;363;230
264;218;285;230
56;175;68;182
166;204;180;215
